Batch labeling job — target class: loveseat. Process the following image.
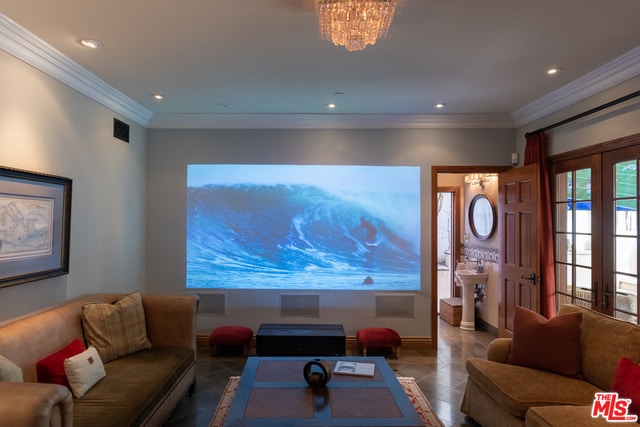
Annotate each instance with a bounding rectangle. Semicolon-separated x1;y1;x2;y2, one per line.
461;304;640;426
0;292;199;427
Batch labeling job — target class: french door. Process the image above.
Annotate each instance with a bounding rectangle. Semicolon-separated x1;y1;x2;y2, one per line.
552;141;639;323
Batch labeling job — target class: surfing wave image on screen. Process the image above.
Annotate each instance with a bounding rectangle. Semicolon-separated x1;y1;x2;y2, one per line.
187;164;420;290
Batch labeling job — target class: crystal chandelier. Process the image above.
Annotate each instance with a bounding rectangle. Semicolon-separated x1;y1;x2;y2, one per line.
315;0;398;52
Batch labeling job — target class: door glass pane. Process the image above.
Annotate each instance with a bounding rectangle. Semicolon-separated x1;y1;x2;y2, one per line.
615;237;637;276
556;203;571;232
614;273;637;323
576;266;591;290
555;263;571;294
616;273;637;294
575;202;591;233
575;235;592;267
616;200;637;236
555;233;570;263
556;171;571;201
575;169;591;201
616;161;637;198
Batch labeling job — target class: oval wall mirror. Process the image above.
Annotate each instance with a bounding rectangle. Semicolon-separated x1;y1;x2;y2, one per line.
469;194;496;240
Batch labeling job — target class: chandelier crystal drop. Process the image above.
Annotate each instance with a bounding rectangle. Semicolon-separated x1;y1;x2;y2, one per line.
315;0;398;52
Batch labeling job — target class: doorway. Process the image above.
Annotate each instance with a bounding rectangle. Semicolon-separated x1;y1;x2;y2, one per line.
431;166;511;347
436;189;459;308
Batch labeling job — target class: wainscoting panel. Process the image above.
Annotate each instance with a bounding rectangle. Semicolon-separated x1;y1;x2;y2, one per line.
280;293;320;318
375;294;415;318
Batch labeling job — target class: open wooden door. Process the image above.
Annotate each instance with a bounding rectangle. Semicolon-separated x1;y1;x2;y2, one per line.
498;164;542;337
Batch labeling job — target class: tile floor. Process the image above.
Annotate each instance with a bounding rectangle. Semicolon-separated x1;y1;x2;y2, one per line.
164;318;494;427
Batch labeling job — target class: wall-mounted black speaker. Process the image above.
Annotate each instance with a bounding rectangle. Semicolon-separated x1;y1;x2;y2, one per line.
113;118;130;143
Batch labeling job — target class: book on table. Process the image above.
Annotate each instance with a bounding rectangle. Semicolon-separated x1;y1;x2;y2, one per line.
333;360;375;377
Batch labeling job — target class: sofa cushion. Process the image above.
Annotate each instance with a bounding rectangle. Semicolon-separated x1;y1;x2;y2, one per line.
64;346;106;398
0;354;23;382
507;306;583;378
82;292;151;363
72;347;194;427
466;358;600;418
611;357;640;418
36;338;86;388
559;304;640;390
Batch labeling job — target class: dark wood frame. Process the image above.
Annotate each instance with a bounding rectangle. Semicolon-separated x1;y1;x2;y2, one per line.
0;166;72;288
469;193;497;240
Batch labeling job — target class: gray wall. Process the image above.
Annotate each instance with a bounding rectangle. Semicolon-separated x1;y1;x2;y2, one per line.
146;128;514;336
0;50;147;322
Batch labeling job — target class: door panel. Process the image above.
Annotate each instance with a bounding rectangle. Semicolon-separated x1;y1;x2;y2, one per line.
499;164;541;337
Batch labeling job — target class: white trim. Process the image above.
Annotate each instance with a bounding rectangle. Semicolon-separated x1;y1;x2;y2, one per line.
0;13;153;127
147;113;515;129
512;47;640;128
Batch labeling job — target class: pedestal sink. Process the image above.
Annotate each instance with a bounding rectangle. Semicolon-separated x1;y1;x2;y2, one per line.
455;270;489;331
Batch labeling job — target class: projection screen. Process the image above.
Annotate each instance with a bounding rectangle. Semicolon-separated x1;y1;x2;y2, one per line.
187;165;420;290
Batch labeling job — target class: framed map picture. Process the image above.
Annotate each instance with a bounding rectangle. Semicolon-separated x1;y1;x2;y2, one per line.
0;166;72;288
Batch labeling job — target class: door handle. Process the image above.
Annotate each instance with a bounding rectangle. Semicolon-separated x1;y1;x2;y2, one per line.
521;273;538;285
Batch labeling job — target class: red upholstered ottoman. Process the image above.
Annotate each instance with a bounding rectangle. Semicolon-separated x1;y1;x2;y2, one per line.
209;326;253;356
356;327;401;358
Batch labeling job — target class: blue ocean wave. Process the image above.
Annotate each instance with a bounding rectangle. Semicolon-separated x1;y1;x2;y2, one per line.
187;184;420;290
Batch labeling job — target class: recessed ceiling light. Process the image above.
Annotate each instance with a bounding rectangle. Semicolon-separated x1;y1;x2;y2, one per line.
80;39;102;49
151;94;165;100
326;103;337;109
547;67;563;75
219;103;230;108
435;103;446;109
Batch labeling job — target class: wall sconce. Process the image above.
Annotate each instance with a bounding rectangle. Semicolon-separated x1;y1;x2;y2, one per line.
465;174;496;190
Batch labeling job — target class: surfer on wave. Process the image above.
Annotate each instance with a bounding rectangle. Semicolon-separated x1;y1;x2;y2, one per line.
355;217;377;245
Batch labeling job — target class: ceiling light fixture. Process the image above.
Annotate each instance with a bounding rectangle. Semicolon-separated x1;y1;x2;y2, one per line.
80;39;102;49
435;103;446;109
315;0;397;52
465;173;496;190
326;103;337;109
547;67;563;75
151;94;165;100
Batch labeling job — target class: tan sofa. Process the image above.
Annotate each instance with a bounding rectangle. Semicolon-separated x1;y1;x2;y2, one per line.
461;304;640;426
0;293;199;427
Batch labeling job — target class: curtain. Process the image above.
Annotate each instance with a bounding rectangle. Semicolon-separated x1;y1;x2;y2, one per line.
524;132;557;318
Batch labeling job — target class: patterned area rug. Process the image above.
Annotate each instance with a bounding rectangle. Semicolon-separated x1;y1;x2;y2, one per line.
209;375;444;427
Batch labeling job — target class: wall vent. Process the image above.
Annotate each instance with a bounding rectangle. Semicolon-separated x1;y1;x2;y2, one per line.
280;294;320;318
113;118;130;143
375;294;415;318
192;292;226;315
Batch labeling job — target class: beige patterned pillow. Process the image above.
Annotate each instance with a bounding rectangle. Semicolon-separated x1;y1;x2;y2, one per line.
81;292;151;363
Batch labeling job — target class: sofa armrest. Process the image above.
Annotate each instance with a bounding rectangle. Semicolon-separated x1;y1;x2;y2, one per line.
142;294;199;350
0;382;73;427
487;338;512;363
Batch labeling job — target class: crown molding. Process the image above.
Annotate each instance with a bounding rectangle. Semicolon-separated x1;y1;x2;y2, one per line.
511;46;640;128
147;113;515;129
0;13;153;127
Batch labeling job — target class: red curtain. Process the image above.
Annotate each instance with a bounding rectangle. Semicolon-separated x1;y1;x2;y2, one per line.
524;133;557;318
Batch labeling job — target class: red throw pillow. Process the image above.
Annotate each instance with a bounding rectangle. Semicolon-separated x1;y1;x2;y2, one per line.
36;339;86;387
507;306;583;378
611;357;640;417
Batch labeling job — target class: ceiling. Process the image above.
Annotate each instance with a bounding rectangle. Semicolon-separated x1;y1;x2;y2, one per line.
1;1;639;129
